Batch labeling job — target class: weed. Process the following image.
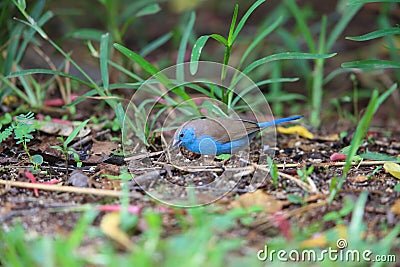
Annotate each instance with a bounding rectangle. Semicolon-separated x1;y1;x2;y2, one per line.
51;119;90;172
0;112;43;170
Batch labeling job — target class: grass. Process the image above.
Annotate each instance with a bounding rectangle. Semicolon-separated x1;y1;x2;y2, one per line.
0;0;399;265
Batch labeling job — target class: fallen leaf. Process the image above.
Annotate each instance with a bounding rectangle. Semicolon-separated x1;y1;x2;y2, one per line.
384;162;400;179
91;141;119;155
25;171;38;197
353;175;368;183
277;126;314;139
300;225;347;248
100;212;134;250
272;211;292;240
390;200;400;215
38;120;90;137
231;190;283;213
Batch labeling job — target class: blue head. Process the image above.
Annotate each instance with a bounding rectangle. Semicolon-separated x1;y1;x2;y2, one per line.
173;127;197;149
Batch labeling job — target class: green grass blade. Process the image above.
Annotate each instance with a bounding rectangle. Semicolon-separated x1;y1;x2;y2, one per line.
140;32;172;57
114;43;160;76
177;12;195;81
232;0;266;43
64;119;90;146
114;43;197;108
348;0;400;4
284;0;316;53
346;27;400;41
7;69;95;88
100;33;110;91
64;28;105;41
0;74;30;104
190;35;212;74
190;34;228;74
238;16;283;70
326;3;362;51
136;3;161;17
329;83;397;201
342;59;400;69
242;52;336;76
227;4;238;46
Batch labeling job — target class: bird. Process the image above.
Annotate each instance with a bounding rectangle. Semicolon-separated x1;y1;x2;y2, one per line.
172;115;303;155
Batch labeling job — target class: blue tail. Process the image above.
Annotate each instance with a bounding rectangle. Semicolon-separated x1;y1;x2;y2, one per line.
258;115;303;128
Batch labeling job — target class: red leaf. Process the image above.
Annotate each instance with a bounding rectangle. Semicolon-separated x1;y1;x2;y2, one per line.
25;171;39;196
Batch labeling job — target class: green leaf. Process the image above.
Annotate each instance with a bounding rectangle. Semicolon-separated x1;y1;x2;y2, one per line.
190;36;211;74
114;43;196;107
100;33;110;91
215;154;231;160
7;69;94;88
326;3;362;51
287;194;303;204
342;59;400;69
114;43;160;76
64;119;90;147
346;27;400;41
31;154;43;165
177;12;195;81
227;4;239;46
210;34;228;46
238;16;282;70
140;32;172;57
232;0;266;43
190;34;228;74
242;52;336;76
136;3;161;17
284;0;315;53
65;29;106;41
359;151;399;162
348;0;400;4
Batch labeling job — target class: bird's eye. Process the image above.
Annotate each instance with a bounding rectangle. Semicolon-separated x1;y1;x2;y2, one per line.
179;133;184;138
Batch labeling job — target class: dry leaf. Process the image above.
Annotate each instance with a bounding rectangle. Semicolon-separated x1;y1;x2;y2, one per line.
383;162;400;179
300;225;347;248
39;120;90;137
390;200;400;215
231;190;283;213
100;212;134;250
277;126;314;139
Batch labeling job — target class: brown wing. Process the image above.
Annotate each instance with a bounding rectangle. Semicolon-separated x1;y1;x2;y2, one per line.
184;118;260;143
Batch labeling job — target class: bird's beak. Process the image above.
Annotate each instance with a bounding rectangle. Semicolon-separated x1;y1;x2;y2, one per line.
171;139;181;149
